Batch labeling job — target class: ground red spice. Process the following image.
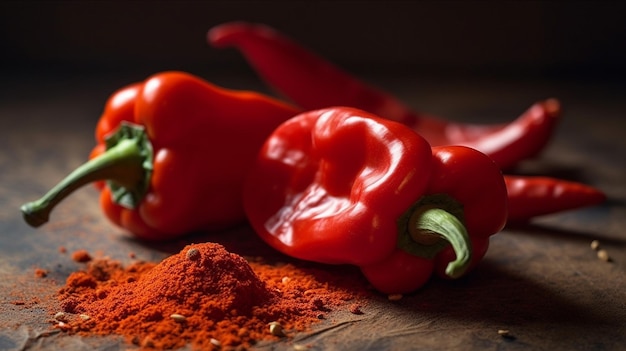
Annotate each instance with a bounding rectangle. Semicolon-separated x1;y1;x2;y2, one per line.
55;242;369;350
71;249;92;263
349;303;364;315
34;268;48;278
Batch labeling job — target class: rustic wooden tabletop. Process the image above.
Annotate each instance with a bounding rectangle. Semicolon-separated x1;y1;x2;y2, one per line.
1;68;624;351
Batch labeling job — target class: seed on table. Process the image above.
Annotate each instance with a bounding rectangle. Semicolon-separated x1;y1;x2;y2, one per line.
590;240;600;250
170;313;187;323
498;329;515;340
597;249;611;262
54;312;66;321
186;248;201;260
79;314;91;321
268;321;285;337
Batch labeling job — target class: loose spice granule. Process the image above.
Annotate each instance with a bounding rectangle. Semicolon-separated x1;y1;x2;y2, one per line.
387;294;403;301
56;243;369;350
11;296;40;308
71;250;92;263
35;268;48;278
349;303;363;315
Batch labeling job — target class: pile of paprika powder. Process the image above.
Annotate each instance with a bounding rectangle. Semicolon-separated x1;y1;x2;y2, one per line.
55;242;369;350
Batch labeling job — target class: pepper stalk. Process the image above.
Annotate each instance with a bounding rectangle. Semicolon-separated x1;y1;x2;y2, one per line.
397;194;472;279
21;122;153;227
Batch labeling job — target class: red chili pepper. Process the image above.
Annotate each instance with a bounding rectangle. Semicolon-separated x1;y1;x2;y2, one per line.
208;21;560;170
505;175;606;222
21;71;300;240
242;107;508;294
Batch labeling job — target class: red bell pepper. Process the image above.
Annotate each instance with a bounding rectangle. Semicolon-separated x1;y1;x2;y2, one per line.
21;71;300;240
208;21;560;170
243;106;508;294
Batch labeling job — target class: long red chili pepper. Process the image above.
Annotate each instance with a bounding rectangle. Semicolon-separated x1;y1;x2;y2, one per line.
207;21;560;171
504;175;606;222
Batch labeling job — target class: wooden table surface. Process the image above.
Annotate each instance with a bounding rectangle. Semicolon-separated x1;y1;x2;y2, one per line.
1;68;624;351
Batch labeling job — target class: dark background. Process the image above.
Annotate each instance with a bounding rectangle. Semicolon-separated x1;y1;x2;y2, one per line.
1;1;625;82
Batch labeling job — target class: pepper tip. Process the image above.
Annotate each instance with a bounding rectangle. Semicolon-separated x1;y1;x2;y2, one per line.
20;202;48;228
445;263;469;279
544;98;561;118
207;21;251;47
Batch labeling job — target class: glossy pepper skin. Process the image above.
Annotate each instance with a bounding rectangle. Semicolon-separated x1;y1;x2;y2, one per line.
243;107;508;294
21;71;300;240
505;176;606;222
208;21;560;170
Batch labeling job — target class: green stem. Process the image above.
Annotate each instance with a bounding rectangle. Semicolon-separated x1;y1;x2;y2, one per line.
396;194;472;279
408;208;472;279
21;122;152;227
